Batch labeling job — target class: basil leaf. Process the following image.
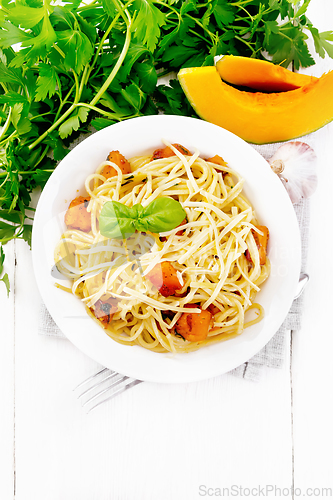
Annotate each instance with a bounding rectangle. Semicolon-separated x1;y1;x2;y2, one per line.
138;197;186;233
99;201;137;239
99;197;187;239
134;217;149;232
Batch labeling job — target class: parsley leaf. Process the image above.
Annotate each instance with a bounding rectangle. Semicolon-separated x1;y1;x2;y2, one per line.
57;30;94;73
308;26;333;59
0;244;10;297
21;224;32;248
35;63;58;101
7;4;45;29
0;210;22;224
59;106;89;139
154;79;198;117
0;19;32;47
0;221;17;241
91;117;116;130
212;0;236;28
135;60;157;93
294;0;312;18
319;32;333;58
0;272;10;297
31;169;53;188
121;82;146;111
0;91;28;106
267;24;315;69
132;0;166;52
0;61;24;85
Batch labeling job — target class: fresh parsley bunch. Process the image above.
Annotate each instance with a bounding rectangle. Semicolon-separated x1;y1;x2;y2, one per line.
0;0;332;248
0;244;9;296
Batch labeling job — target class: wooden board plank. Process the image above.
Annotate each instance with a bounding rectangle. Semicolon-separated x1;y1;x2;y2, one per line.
292;124;333;492
0;240;15;500
292;0;333;494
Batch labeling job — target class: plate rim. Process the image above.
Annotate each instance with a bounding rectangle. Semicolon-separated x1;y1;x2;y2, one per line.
32;114;302;383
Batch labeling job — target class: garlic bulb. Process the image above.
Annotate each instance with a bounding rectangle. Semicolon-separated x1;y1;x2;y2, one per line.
268;141;317;204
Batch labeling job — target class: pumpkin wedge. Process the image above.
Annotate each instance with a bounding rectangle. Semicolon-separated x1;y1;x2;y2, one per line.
178;66;333;144
216;55;318;92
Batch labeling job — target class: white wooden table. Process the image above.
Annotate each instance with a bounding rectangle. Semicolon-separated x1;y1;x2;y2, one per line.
1;3;333;499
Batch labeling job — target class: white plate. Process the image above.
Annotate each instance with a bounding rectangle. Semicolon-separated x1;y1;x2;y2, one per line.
32;115;301;384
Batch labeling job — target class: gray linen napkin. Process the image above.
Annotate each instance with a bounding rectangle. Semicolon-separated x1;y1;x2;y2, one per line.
38;141;310;381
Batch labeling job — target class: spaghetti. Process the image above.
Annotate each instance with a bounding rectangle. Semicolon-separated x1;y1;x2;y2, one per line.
54;141;270;353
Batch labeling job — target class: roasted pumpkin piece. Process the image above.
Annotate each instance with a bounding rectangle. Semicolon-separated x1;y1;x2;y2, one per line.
245;225;269;265
64;196;91;232
90;297;118;328
147;261;182;297
152;143;191;160
175;305;212;342
101;150;131;178
206;154;228;176
206;154;227;167
207;303;220;316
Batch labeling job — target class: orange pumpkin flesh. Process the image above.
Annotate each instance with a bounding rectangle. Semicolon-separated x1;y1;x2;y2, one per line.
178;66;333;144
64;196;91;232
175;306;212;342
216;55;318;92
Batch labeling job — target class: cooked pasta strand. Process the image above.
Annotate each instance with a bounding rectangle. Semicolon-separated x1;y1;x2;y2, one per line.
55;144;270;353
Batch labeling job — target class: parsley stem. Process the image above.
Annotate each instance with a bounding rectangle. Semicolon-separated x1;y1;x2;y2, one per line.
155;1;180;20
19;169;53;175
188;29;210;44
33;146;50;169
77;0;99;11
87;0;133;78
52;43;66;59
72;70;80;103
89;5;132;106
0;82;8;94
28;80;78;151
0;132;17;149
162;18;210;44
0;108;11;143
186;14;218;44
0;169;54;178
233;16;252;26
27;104;76;151
58;83;76;112
76;103;121;119
0;229;29;244
230;0;256;7
89;13;120;73
236;4;253;22
0;173;9;185
0;131;17;149
273;30;294;43
79;65;89;95
28;69;87;151
30;111;56;120
234;35;257;54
